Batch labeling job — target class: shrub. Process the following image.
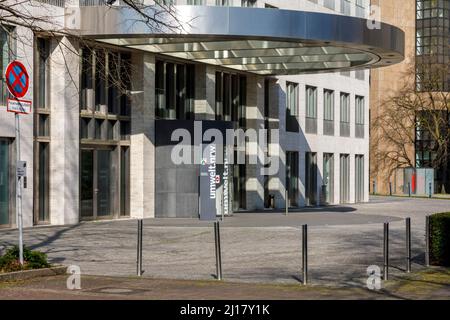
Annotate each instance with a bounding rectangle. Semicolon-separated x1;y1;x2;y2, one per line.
0;246;50;273
429;212;450;267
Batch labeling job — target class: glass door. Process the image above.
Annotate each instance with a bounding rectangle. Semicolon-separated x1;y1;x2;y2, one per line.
80;149;94;218
80;148;113;219
286;151;299;207
0;140;10;226
305;152;317;206
96;150;111;217
340;154;350;204
323;153;334;204
355;155;364;203
232;164;246;211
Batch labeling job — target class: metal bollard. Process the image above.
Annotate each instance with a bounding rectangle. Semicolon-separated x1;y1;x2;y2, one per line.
383;222;389;280
408;182;411;197
302;224;308;285
429;182;432;198
425;216;430;267
285;189;289;216
136;219;143;276
389;182;392;196
406;218;411;273
214;221;223;281
373;181;376;195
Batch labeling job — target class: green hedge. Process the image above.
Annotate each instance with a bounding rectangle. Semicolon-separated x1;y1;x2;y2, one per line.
429;212;450;266
0;246;50;273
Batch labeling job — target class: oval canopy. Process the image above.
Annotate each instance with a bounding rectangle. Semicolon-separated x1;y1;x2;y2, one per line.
75;5;405;75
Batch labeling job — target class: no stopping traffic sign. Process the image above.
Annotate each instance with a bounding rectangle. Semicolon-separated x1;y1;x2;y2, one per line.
5;60;29;98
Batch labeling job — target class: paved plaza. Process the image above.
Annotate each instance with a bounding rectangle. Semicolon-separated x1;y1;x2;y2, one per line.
0;196;449;287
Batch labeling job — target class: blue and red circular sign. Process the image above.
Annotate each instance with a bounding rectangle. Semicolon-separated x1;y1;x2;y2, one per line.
5;61;29;98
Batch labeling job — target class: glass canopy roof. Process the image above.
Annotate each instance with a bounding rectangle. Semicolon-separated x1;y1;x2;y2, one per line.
74;5;405;75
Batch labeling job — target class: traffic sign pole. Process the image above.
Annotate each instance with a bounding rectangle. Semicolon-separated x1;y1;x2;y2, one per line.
15;113;24;265
5;60;30;267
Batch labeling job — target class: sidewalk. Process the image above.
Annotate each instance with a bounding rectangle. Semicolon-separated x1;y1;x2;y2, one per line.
0;268;449;300
1;196;449;287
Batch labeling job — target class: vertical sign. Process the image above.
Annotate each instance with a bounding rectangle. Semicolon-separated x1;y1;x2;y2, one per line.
199;144;218;220
222;147;229;219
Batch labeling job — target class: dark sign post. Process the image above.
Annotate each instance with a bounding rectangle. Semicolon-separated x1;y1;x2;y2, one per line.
5;60;31;266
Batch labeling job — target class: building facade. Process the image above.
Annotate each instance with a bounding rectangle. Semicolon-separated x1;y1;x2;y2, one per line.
0;0;403;227
370;0;450;195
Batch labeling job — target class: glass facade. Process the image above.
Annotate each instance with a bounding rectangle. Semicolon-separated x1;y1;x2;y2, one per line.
156;60;195;120
34;37;51;224
215;71;246;125
415;1;450;193
79;46;131;220
416;0;450;91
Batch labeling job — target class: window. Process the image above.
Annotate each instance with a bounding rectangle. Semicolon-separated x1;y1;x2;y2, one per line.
36;38;50;109
156;60;195;120
286;82;299;132
323;89;334;136
1;26;14;106
340;93;350;137
0;139;11;226
187;0;204;4
340;0;351;15
323;0;335;10
241;0;256;7
355;96;365;138
216;0;230;5
215;71;246;125
305;86;317;134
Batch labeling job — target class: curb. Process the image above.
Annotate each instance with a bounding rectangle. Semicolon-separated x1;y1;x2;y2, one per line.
0;265;67;282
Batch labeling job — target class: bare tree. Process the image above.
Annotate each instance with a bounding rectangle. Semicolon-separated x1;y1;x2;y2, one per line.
372;62;450;193
1;0;185;96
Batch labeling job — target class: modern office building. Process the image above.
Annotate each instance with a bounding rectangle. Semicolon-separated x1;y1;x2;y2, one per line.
0;0;403;227
370;0;450;195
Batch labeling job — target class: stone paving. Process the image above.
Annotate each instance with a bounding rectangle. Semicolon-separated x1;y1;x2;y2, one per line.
0;196;449;287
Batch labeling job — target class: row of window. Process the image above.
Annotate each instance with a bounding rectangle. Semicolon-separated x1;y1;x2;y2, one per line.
272;151;365;208
286;82;365;138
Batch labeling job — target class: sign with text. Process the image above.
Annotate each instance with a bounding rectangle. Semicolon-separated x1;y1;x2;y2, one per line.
17;161;27;177
7;98;32;114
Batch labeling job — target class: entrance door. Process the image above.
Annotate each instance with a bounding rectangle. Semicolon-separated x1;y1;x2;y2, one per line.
355;155;364;203
323;153;334;204
340;154;350;204
305;152;317;206
0;140;10;226
286;151;299;207
232;164;246;211
80;149;113;219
